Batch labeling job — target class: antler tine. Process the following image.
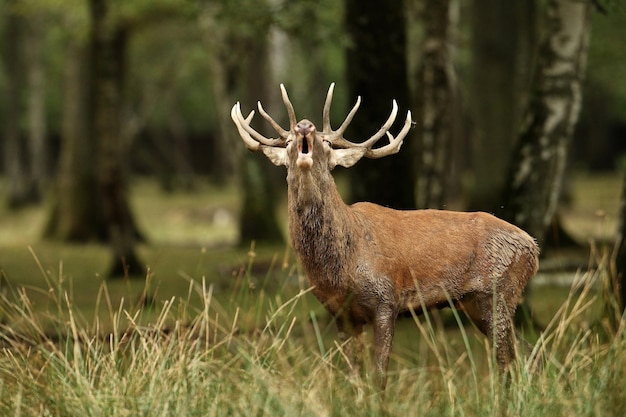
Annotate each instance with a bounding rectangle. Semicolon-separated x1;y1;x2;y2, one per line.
231;103;260;151
279;84;297;130
365;109;412;159
331;99;398;149
231;103;286;149
322;83;362;140
333;96;361;136
322;83;335;132
258;101;289;138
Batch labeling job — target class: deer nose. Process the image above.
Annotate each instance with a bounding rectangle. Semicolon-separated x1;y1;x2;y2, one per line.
296;120;315;136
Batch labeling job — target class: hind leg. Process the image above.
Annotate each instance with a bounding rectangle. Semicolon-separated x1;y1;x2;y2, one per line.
461;292;516;370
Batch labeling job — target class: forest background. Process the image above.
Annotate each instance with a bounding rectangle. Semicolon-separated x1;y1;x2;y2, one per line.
1;0;626;313
1;1;626;414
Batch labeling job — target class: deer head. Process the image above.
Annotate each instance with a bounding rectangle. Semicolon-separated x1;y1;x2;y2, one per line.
230;83;412;172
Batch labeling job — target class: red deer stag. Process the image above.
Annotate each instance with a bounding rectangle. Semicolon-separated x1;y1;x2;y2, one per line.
231;84;539;389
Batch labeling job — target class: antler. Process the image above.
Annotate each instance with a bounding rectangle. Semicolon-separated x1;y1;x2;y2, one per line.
257;84;298;138
364;108;412;159
230;83;299;151
232;83;413;159
320;83;413;158
230;104;286;151
322;83;362;140
231;105;261;151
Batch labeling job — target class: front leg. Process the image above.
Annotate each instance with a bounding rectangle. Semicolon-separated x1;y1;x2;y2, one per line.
373;305;397;390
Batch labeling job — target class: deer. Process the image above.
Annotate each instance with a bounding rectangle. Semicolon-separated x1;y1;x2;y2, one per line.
231;83;539;390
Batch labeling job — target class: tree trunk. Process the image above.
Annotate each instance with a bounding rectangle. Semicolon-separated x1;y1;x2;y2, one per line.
201;8;241;185
344;0;415;209
238;36;284;245
201;3;284;245
415;0;459;209
502;0;592;247
90;0;144;277
207;40;237;185
43;39;109;241
239;152;284;245
468;0;529;213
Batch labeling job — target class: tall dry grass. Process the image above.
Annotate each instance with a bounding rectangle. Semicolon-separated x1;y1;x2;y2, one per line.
0;250;624;417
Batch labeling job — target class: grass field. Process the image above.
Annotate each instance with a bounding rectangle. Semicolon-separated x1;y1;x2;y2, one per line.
0;174;624;416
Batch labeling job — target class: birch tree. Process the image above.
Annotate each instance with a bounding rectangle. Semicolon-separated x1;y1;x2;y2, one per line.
502;0;592;247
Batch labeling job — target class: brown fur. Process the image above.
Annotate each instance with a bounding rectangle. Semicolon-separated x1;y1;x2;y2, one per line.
232;87;539;390
288;160;538;387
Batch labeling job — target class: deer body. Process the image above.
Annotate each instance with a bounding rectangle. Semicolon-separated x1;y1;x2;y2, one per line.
293;200;537;320
232;84;539;389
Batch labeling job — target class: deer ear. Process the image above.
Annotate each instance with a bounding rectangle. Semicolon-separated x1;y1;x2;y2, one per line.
261;146;288;166
329;148;367;169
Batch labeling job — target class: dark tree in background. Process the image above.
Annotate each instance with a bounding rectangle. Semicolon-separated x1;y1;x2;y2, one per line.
344;0;415;209
46;0;147;277
47;1;145;277
415;0;459;209
502;0;592;247
207;0;284;245
204;21;237;186
468;0;536;213
237;35;284;246
44;38;109;242
90;0;145;277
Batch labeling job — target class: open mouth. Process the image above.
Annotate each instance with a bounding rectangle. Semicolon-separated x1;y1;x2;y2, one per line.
299;135;313;156
296;135;314;168
300;136;310;154
295;120;315;168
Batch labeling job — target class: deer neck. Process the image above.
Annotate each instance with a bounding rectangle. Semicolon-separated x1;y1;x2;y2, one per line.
287;170;355;287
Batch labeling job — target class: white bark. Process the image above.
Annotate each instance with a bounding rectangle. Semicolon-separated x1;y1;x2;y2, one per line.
504;0;591;244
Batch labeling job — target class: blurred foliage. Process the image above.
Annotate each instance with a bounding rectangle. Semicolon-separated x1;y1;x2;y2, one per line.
128;21;216;134
0;0;348;137
588;5;626;114
0;0;624;171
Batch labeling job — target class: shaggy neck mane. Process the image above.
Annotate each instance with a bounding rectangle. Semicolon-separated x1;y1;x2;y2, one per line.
287;171;355;288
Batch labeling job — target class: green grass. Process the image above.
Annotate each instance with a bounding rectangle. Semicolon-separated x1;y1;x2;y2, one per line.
0;178;288;324
0;253;624;416
0;178;243;247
